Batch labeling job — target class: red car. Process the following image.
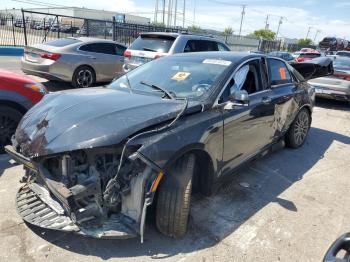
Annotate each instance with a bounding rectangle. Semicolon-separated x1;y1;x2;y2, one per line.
0;69;47;152
296;51;321;63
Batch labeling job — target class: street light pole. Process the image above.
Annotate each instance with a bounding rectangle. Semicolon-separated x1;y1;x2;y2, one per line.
306;26;312;39
313;29;321;42
239;5;246;36
265;14;269;30
276;16;283;38
182;0;186;28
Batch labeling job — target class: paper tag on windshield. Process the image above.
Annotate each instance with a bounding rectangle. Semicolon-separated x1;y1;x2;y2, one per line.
172;72;191;81
203;59;232;66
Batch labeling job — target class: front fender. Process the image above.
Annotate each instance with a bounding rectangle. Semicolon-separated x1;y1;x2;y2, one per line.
134;109;224;175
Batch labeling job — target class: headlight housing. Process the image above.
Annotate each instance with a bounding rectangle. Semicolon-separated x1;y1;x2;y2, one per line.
24;83;48;95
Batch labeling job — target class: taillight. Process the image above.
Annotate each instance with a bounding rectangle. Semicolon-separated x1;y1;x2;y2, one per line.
334;73;350;81
296;58;303;63
124;50;131;58
41;53;61;61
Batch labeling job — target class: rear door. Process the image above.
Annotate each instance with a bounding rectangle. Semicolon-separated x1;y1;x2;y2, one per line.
79;43;123;81
267;58;300;139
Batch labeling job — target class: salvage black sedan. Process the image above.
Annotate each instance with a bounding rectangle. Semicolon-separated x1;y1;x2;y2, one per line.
5;52;333;241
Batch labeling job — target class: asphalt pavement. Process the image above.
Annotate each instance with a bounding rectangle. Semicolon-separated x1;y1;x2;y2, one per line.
0;55;350;262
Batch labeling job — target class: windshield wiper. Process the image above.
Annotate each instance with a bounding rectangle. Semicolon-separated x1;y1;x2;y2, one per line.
140;81;175;99
142;47;158;52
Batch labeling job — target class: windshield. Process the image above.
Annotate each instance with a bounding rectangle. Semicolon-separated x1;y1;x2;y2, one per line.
129;35;176;53
108;56;231;98
333;58;350;70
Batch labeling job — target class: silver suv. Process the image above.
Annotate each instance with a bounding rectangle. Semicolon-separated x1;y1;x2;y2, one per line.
123;32;230;72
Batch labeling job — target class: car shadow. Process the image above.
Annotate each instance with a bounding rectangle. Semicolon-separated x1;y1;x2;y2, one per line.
25;126;350;259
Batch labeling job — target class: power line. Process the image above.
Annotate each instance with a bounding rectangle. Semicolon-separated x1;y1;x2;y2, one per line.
306;26;312;39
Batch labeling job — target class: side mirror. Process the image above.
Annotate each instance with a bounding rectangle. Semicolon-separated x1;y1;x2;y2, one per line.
224;90;250;110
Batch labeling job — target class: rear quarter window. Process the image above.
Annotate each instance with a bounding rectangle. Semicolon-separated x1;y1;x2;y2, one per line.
129;35;175;53
45;38;82;47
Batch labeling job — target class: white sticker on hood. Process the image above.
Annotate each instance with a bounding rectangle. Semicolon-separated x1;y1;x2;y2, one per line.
203;59;232;66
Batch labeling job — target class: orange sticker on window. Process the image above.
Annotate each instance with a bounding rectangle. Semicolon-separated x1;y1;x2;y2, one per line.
279;67;287;80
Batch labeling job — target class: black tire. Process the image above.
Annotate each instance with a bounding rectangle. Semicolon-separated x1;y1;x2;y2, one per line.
0;106;23;153
156;154;195;238
72;65;96;88
285;108;311;149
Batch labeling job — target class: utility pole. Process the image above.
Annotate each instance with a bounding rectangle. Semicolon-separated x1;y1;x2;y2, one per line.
265;14;269;30
313;29;321;42
167;0;173;27
182;0;186;28
276;17;283;38
174;0;178;27
162;0;166;25
239;5;246;36
306;26;312;39
154;0;159;23
193;0;196;25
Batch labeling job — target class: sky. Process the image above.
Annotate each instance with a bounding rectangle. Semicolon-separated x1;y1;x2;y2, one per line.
2;0;350;41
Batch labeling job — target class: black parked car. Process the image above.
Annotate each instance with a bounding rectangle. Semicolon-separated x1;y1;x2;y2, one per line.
5;52;333;241
268;51;295;62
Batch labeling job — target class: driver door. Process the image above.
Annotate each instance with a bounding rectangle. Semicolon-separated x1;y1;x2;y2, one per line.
219;58;276;176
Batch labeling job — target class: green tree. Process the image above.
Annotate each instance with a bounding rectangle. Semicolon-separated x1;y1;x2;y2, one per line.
222;27;234;36
248;29;276;40
188;25;202;33
297;38;313;45
151;21;166;27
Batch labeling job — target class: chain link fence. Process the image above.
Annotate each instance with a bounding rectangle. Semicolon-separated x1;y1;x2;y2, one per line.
0;9;313;53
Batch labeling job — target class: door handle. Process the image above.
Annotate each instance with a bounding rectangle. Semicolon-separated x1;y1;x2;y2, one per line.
89;56;96;59
261;97;272;104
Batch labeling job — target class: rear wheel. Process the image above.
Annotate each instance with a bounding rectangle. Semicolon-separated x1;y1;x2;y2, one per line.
156;154;195;238
72;66;96;88
285;108;311;148
0;106;23;153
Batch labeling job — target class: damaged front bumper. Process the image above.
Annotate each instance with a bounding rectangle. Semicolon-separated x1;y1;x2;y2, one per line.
16;183;137;238
5;145;160;240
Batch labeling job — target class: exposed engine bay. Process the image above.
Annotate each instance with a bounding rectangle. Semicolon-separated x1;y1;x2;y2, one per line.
13;145;158;239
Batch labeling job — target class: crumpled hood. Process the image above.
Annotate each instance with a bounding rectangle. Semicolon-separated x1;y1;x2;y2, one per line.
15;87;189;157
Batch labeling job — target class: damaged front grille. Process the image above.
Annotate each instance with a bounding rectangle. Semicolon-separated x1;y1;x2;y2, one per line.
38;147;145;231
16;183;138;238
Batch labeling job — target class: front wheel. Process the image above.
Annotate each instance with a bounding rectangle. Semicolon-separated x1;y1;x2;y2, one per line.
285;108;311;148
156;154;195;238
0;106;23;153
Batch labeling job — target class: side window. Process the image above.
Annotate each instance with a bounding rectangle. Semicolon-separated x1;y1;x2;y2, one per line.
79;43;116;55
79;44;95;52
229;60;263;95
183;40;218;52
268;58;292;86
115;44;126;56
218;42;230;51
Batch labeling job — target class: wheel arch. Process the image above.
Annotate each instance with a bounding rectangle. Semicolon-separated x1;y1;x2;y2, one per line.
161;144;216;196
0;100;27;115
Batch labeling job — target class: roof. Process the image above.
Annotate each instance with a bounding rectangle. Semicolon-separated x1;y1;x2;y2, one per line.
170;51;262;62
139;32;220;41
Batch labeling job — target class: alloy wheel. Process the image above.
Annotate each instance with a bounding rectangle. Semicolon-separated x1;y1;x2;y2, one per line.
293;111;309;146
76;69;93;88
